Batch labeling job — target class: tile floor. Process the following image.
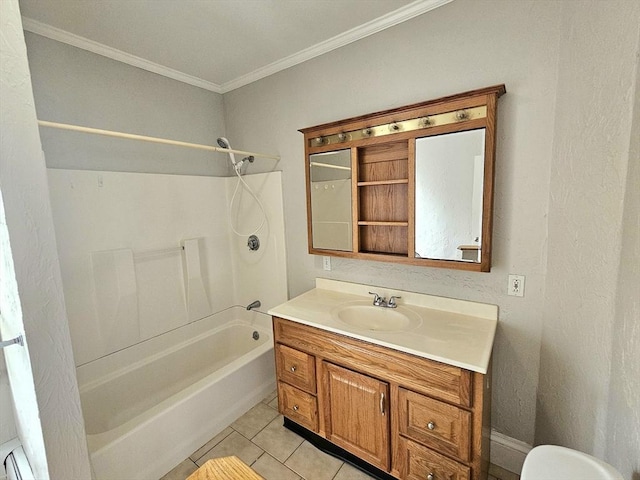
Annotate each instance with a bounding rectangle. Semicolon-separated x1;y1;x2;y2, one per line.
160;391;520;480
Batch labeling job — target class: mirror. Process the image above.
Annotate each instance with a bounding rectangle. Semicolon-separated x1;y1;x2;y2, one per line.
415;129;485;262
300;84;504;271
309;149;352;251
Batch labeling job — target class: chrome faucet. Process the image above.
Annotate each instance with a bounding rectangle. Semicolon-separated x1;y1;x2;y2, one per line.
388;296;401;308
368;292;401;308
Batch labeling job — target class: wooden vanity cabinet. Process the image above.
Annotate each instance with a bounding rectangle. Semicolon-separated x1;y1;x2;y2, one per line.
273;317;491;480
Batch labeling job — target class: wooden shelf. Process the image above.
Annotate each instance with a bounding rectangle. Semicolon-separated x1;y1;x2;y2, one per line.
357;179;408;187
357;221;408;227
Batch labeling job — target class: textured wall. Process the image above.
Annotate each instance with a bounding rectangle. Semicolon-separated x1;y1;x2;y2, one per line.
24;32;228;176
535;0;640;463
224;0;562;445
0;0;92;477
605;19;640;480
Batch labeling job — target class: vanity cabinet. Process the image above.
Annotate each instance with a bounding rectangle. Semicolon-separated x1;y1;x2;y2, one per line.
273;317;491;480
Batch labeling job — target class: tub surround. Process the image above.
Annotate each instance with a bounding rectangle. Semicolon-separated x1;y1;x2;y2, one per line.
47;169;288;366
268;278;498;373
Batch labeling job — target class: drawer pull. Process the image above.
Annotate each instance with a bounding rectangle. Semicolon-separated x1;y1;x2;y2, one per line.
380;392;385;416
290;365;297;372
427;421;436;430
292;405;299;412
427;473;434;480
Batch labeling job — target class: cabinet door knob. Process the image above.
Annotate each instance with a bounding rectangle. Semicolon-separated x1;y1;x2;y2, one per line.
292;405;299;411
290;365;297;372
427;421;436;430
427;473;434;480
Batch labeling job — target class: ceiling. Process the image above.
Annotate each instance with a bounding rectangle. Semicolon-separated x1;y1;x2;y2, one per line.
19;0;452;93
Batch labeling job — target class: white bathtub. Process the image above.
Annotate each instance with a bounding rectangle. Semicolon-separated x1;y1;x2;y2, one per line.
76;307;276;480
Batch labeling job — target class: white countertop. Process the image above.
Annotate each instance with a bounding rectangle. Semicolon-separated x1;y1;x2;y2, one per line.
268;278;498;374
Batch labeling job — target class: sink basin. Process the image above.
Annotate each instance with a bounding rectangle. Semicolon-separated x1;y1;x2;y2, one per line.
332;302;422;332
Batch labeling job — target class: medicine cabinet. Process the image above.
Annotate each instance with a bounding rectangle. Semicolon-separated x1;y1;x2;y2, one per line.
300;85;505;272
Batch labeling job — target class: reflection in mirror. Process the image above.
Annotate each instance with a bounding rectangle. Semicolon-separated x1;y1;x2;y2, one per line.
415;129;485;262
309;149;352;251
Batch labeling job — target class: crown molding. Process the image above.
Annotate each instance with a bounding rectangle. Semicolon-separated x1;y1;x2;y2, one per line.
220;0;453;93
21;17;223;93
22;0;452;95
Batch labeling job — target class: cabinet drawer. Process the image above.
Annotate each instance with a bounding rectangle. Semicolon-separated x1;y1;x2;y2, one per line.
277;381;318;432
399;388;471;461
399;437;470;480
276;344;317;393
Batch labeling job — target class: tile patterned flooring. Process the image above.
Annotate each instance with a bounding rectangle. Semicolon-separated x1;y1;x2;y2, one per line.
160;391;519;480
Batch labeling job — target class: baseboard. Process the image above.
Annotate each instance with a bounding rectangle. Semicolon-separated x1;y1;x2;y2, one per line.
490;429;532;475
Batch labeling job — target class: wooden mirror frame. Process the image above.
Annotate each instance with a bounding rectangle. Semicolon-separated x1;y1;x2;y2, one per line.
300;85;506;272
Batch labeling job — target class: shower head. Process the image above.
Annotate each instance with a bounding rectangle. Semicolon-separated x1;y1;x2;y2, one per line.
216;137;237;167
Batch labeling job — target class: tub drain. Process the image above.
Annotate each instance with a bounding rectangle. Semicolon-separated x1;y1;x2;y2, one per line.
252;331;260;340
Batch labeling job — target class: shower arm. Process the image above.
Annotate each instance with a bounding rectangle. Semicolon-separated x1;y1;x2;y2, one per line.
37;120;280;161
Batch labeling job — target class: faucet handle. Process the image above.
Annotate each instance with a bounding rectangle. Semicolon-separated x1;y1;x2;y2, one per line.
369;291;385;306
388;296;401;308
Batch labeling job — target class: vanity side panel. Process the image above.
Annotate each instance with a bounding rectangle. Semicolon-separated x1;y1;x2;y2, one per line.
273;317;472;407
476;364;492;480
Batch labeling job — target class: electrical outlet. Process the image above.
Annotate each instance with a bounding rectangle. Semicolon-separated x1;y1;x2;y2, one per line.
508;274;525;297
323;256;332;271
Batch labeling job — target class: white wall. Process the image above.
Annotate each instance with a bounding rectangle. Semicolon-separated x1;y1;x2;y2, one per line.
0;0;92;478
606;44;640;477
224;0;561;447
536;0;640;470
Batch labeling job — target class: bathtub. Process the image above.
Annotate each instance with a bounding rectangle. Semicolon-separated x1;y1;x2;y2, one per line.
76;307;276;480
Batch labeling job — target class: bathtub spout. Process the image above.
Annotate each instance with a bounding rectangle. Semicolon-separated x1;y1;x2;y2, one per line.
246;300;261;311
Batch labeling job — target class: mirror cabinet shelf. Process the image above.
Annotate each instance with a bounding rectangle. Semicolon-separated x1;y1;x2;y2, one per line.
301;84;505;272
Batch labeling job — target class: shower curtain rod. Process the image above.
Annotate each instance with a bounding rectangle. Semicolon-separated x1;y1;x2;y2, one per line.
37;120;280;161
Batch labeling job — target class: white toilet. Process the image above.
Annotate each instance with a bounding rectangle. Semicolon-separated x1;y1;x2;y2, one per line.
521;445;624;480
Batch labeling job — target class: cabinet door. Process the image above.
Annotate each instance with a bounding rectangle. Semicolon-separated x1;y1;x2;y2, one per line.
322;362;390;470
